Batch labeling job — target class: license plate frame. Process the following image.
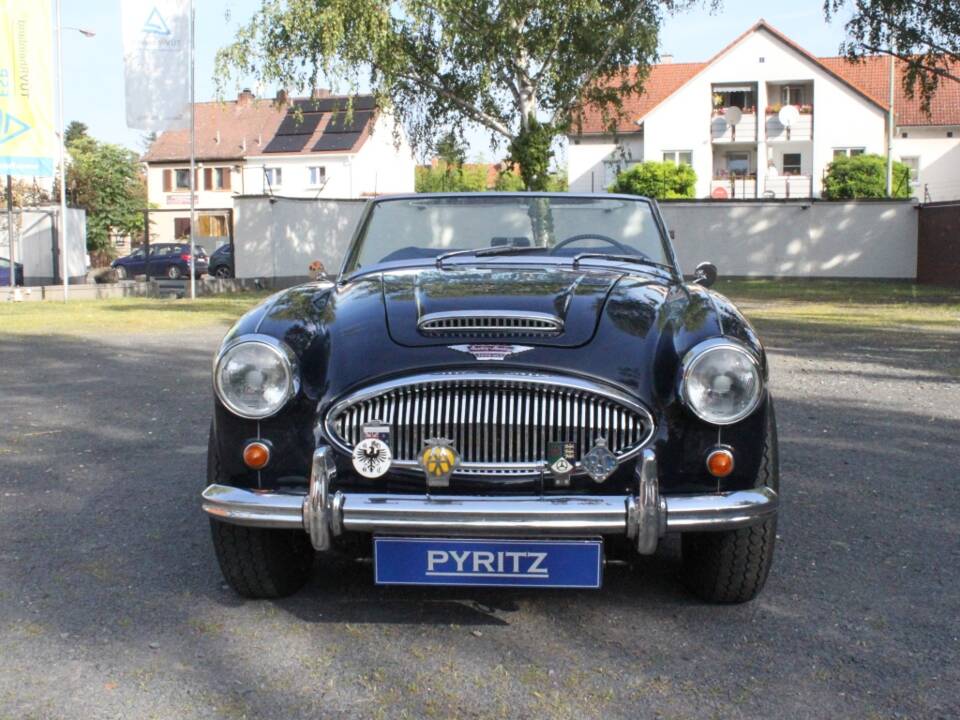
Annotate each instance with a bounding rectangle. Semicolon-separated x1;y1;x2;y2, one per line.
373;537;603;589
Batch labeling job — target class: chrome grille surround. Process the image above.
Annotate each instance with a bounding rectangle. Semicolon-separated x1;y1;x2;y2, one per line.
324;372;655;476
418;310;563;336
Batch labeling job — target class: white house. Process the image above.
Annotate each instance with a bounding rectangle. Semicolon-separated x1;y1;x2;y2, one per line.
568;20;960;201
142;90;415;250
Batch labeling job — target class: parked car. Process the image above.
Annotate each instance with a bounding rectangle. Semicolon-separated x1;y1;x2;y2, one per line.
202;193;779;603
0;257;24;286
112;243;208;280
207;243;234;278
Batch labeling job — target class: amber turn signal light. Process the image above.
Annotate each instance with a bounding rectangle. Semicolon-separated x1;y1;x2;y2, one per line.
243;441;271;470
706;448;734;478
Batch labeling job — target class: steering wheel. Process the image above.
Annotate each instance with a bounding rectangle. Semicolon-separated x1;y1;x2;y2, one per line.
550;233;632;255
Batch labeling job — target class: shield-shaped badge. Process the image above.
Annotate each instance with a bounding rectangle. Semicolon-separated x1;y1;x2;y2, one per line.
419;438;460;488
581;437;618;483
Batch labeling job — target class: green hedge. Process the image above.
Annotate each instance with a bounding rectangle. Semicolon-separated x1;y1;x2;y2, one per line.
608;161;696;199
822;154;912;199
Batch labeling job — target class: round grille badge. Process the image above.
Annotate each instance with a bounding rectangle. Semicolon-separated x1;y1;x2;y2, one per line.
419;439;460;488
352;438;392;478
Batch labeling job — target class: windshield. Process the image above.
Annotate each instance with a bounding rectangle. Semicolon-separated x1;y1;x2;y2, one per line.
345;195;673;274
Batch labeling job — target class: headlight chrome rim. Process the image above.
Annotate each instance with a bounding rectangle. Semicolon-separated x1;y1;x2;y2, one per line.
214;334;299;420
680;339;763;426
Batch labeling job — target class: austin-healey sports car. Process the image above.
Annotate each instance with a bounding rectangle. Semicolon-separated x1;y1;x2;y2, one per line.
202;193;779;603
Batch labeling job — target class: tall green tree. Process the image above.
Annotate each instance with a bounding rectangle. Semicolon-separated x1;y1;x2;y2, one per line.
64;121;89;147
825;1;960;109
217;0;691;189
60;137;147;255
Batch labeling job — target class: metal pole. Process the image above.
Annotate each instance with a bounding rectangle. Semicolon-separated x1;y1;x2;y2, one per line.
188;0;196;299
56;0;68;301
886;51;895;196
5;175;13;290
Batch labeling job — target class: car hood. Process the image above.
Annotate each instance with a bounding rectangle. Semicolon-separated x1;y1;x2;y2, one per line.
383;266;624;347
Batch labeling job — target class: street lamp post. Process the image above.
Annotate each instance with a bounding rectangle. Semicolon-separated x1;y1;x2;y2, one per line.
55;3;95;301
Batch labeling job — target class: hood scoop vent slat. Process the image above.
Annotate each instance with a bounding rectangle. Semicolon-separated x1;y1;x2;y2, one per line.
418;311;563;337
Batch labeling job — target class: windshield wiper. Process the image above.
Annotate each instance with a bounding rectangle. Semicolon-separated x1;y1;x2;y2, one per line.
571;252;674;273
435;245;546;268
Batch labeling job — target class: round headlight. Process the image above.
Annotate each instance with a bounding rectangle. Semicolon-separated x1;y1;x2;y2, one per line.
214;337;298;419
681;341;762;425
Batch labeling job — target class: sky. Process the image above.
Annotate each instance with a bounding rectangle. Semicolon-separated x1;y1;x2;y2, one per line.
61;0;853;160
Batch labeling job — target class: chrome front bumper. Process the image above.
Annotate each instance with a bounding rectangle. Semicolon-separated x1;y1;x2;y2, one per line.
201;447;779;555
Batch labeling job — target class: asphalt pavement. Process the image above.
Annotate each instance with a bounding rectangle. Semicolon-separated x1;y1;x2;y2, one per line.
0;318;957;719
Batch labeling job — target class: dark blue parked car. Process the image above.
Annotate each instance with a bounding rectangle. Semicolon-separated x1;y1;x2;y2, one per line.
112;243;208;280
207;243;233;278
0;257;24;286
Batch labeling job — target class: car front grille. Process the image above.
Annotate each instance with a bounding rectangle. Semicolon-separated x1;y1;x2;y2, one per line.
326;372;654;476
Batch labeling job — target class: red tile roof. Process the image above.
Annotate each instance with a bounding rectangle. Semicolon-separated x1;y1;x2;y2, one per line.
575;63;705;135
574;20;960;134
143;93;377;162
822;56;960;126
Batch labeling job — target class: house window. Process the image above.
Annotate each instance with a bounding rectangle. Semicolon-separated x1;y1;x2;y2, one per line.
308;166;327;186
780;85;806;106
264;167;282;189
662;150;693;166
782;153;802;176
714;89;755;112
899;156;920;186
174;169;191;190
212;168;230;190
833;147;866;159
726;152;750;176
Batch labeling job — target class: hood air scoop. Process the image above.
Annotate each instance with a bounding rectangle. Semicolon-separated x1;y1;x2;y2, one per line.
418;310;563;337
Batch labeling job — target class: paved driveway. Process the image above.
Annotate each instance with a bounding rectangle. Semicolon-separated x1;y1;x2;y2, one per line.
0;319;957;719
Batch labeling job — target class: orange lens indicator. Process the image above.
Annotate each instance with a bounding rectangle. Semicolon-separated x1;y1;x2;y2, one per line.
706;448;735;478
243;441;271;470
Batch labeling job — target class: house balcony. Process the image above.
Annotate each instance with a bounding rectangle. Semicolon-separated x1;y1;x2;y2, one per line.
762;175;813;199
710;110;757;143
765;105;814;142
710;175;757;199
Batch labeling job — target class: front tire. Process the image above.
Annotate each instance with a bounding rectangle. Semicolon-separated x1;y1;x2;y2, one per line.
680;398;779;604
215;265;233;278
114;266;127;280
207;427;313;598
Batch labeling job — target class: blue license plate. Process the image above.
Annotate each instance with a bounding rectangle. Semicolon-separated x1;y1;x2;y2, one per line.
373;537;603;589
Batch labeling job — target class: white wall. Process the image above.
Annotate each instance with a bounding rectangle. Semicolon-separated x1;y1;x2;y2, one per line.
1;207;86;285
568;136;643;193
893;126;960;202
233;196;366;280
660;200;918;278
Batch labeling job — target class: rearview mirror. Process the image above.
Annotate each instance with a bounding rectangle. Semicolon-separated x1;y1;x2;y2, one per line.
693;262;717;288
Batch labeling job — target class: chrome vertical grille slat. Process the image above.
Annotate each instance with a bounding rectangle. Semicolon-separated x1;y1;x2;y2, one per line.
326;373;655;476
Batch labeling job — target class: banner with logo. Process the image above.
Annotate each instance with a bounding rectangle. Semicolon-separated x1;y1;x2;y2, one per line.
0;0;56;177
122;0;190;131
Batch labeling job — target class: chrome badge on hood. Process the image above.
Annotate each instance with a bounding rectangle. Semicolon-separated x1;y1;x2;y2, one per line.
448;344;534;361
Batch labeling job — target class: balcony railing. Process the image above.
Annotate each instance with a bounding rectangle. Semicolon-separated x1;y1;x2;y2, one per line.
762;175;812;198
710;175;757;199
765;106;814;142
710;110;757;143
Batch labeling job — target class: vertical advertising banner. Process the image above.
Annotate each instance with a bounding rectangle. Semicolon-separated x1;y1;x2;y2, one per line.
0;0;56;177
122;0;190;131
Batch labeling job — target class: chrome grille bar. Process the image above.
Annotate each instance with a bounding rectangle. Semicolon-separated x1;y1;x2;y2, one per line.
418;310;563;336
327;372;654;476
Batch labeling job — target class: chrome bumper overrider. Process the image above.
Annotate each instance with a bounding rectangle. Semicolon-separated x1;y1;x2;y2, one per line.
201;447;779;555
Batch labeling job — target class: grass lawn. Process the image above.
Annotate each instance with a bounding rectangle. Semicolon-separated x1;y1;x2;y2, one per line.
716;278;960;333
0;280;957;337
0;292;272;336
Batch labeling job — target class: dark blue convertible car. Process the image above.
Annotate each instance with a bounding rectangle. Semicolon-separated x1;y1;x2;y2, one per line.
201;193;779;603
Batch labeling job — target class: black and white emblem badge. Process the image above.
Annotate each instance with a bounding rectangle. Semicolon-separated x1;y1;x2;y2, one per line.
547;440;577;487
448;344;534;361
581;437;618;483
352;420;392;478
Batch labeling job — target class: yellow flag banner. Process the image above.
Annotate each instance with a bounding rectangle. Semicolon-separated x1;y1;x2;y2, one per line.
0;0;55;177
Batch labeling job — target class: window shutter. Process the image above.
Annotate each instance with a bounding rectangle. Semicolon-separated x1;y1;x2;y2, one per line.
163;169;172;192
194;168;200;190
204;168;212;190
222;168;231;191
